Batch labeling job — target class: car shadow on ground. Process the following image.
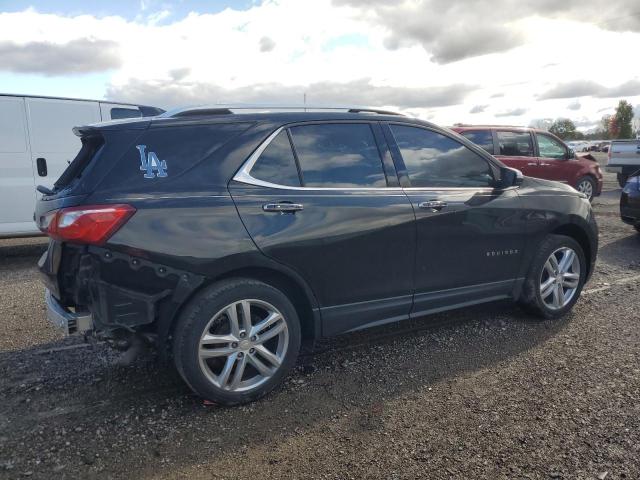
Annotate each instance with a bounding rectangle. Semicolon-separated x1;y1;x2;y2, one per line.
0;299;573;477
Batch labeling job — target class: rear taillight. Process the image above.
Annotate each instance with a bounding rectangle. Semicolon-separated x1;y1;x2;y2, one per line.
39;204;136;245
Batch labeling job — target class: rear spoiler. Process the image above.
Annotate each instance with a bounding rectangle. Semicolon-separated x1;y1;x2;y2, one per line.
73;118;151;136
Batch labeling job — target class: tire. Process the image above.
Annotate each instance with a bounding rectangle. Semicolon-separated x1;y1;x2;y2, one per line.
173;278;301;406
518;234;586;319
617;174;628;188
575;175;596;202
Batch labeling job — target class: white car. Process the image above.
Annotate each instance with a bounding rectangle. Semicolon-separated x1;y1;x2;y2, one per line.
0;94;163;237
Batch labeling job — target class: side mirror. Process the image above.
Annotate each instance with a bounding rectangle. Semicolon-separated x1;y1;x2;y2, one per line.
496;166;523;189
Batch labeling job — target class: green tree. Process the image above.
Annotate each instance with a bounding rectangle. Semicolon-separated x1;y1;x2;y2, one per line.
549;118;577;140
615;100;634;139
599;115;612;139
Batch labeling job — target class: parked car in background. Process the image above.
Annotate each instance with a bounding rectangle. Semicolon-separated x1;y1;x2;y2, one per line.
37;106;597;405
598;142;610;153
567;141;589;153
0;94;164;238
620;170;640;233
451;126;603;201
606;139;640;187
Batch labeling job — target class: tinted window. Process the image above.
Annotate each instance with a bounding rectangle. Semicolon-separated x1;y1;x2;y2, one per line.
289;124;386;188
460;130;494;153
538;134;567;159
110;107;142;120
496;131;534;157
250;131;301;187
390;125;493;188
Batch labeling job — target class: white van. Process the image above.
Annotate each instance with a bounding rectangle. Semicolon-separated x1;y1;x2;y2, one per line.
0;94;163;237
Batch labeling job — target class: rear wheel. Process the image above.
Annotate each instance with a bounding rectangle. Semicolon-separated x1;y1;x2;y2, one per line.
575;176;596;201
173;278;301;405
519;234;586;319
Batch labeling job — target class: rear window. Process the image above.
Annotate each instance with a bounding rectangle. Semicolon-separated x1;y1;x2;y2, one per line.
58;122;252;195
289;123;386;188
250;131;301;187
110;107;142;120
460;130;494;154
496;131;534;157
54;134;105;190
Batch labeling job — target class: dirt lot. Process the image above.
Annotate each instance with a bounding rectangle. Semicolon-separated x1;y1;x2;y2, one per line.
1;162;639;480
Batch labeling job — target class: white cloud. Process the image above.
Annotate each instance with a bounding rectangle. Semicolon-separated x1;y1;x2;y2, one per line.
259;36;276;52
0;1;638;129
0;38;120;75
106;77;475;109
334;0;640;63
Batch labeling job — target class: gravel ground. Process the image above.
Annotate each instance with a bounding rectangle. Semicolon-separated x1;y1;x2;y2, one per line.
0;162;639;480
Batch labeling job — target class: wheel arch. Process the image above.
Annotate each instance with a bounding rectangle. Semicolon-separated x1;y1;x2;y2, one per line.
158;263;321;359
551;223;593;278
214;266;319;340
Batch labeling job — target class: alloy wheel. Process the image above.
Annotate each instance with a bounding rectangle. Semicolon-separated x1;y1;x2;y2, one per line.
539;247;581;310
198;299;289;392
577;180;593;199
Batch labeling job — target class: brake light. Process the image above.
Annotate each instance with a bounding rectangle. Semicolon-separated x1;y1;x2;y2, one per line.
40;204;136;245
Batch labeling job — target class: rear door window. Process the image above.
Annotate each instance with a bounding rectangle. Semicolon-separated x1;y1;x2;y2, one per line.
250;130;301;187
496;131;534;157
289;123;386;188
460;130;494;154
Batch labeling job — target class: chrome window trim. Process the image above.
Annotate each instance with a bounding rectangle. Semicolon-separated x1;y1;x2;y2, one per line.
403;187;495;192
233;125;501;193
234;126;397;191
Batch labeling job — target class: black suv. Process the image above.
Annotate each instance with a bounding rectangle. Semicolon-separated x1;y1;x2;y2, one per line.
37;107;598;405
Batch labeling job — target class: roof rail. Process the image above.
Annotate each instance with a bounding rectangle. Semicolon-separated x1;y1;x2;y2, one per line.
160;104;405;118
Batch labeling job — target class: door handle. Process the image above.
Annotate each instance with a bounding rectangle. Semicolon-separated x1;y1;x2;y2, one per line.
527;162;537;166
36;157;47;177
418;200;447;211
540;163;551;166
262;203;304;213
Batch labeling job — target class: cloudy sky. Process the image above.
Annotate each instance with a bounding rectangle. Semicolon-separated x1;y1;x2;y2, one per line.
1;0;639;130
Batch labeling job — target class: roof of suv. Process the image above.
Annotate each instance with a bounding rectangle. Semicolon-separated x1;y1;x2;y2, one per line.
81;109;436;133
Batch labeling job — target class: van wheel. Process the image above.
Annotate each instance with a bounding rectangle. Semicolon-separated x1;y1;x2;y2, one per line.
518;234;586;319
173;278;301;405
575;176;596;201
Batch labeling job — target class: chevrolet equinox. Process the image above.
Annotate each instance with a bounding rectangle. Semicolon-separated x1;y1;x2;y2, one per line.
37;107;598;405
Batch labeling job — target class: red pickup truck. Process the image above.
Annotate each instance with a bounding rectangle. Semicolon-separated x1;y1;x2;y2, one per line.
451;126;603;201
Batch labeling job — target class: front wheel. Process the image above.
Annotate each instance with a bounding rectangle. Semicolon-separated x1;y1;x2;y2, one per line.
519;234;586;319
173;278;301;405
575;176;596;202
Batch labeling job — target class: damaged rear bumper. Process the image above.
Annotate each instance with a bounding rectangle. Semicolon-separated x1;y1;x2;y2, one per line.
39;242;204;351
45;288;93;335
